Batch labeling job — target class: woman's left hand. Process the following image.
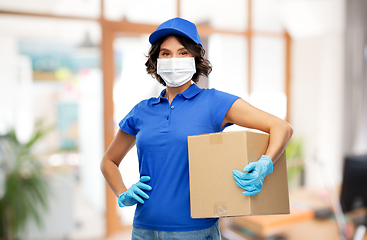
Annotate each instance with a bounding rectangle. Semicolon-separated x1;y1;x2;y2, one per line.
232;155;273;196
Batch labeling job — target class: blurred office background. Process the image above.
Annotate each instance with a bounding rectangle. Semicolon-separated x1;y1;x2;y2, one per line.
0;0;366;239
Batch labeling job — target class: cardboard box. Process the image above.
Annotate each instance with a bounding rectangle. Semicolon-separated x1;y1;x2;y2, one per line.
188;130;290;218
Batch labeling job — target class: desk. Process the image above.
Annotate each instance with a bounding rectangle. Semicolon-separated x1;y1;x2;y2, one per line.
220;218;340;240
220;188;367;240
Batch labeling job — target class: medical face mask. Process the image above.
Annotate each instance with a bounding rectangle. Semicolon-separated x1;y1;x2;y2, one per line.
157;57;196;87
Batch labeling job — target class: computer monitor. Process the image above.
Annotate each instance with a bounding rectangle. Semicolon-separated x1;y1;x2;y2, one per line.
340;154;367;225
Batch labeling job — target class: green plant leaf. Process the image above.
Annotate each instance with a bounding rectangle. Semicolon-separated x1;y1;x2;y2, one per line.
0;120;53;238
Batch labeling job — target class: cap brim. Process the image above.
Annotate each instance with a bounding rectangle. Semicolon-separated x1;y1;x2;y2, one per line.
149;28;201;46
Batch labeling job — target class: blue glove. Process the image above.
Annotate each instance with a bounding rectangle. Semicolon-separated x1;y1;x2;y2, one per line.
232;155;273;196
118;176;152;207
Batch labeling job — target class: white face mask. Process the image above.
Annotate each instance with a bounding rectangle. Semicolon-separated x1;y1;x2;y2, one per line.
157;57;196;87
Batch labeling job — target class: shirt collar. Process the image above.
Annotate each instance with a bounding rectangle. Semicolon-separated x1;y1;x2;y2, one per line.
152;84;201;105
181;84;202;99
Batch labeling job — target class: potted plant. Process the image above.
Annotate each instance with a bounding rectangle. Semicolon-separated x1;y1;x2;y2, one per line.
286;138;304;189
0;121;53;240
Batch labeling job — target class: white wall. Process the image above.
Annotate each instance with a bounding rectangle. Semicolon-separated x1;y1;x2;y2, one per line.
0;36;19;134
78;69;105;214
290;33;345;188
285;0;346;188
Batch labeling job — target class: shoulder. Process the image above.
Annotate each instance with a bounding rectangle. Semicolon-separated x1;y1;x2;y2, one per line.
133;98;154;109
136;98;151;106
204;88;240;100
203;88;231;94
197;88;222;96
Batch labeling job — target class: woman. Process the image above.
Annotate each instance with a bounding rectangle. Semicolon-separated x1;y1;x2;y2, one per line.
100;17;293;239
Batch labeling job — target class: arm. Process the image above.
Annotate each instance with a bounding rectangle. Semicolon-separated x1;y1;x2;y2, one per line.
223;98;293;163
100;129;136;197
225;99;293;196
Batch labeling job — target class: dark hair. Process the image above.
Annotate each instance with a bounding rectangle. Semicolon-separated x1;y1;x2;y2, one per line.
145;34;212;86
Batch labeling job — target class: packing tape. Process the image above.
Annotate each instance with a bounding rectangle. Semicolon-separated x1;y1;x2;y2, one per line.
213;202;228;217
210;134;223;145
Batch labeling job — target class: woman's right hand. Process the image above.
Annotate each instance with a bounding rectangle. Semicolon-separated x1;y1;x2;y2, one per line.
118;176;152;207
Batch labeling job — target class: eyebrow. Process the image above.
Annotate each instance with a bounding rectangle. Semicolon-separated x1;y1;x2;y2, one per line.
159;48;170;52
159;47;187;52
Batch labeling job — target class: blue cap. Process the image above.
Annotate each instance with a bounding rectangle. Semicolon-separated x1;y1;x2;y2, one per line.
149;17;202;47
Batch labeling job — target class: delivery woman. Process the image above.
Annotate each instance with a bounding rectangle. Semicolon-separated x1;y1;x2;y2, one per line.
100;17;293;240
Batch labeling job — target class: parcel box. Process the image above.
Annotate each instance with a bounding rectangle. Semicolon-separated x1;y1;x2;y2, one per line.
188;130;289;218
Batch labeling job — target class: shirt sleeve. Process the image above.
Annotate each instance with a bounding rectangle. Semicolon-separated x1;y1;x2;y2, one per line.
119;105;138;136
209;89;240;131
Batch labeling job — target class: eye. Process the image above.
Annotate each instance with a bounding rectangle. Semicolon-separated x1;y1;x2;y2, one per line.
180;51;188;56
160;51;171;57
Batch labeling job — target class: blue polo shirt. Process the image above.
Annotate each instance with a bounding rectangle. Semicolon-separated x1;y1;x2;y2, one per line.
119;84;240;231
